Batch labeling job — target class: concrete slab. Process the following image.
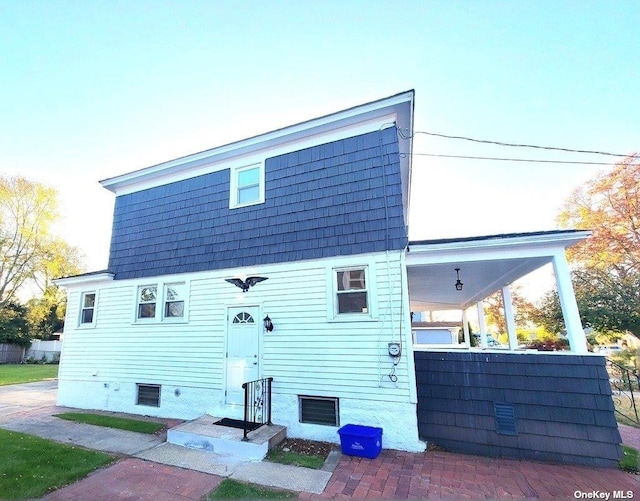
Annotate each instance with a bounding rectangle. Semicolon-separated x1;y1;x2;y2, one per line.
1;416;164;455
0;380;57;421
135;442;248;476
231;461;332;494
167;414;286;460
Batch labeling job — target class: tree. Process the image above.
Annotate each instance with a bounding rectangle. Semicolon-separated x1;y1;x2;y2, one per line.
533;267;640;338
483;286;535;334
557;155;640;277
0;302;31;347
26;286;66;339
0;176;83;306
536;156;640;339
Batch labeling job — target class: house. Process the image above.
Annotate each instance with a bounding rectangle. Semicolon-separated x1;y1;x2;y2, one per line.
55;90;621;466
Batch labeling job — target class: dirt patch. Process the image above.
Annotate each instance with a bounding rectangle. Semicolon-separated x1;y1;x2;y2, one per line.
277;438;334;459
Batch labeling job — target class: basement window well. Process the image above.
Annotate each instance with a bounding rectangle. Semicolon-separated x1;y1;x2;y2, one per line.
136;384;161;407
299;396;339;426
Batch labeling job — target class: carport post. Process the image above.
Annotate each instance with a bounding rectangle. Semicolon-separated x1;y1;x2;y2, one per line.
501;286;519;351
476;301;488;348
462;309;470;347
552;250;588;354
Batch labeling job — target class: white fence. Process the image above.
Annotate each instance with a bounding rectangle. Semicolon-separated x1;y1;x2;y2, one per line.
25;340;62;363
0;340;63;363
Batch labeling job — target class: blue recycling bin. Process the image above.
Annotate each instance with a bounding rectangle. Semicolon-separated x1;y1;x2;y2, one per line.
337;424;383;459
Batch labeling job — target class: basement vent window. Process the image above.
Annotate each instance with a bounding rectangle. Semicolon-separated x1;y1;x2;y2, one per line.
299;396;339;426
494;402;517;436
137;384;161;407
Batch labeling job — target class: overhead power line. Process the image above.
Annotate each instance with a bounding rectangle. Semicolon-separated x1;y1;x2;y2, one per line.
409;152;613;166
396;128;628;158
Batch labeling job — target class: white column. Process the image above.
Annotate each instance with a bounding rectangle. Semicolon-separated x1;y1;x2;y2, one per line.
476;301;488;348
552;250;588;354
501;286;518;351
462;309;470;347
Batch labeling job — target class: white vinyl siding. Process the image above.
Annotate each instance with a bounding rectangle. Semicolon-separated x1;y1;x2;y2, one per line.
57;250;411;417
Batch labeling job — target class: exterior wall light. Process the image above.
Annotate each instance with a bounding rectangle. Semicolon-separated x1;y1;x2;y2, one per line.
263;315;274;332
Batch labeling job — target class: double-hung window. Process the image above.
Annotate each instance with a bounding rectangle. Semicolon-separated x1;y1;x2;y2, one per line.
230;163;264;208
80;292;96;326
163;283;185;318
135;282;188;322
335;268;369;314
137;286;157;319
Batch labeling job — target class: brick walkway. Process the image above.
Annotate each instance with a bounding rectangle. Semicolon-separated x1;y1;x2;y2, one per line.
302;448;640;499
43;458;223;501
620;424;640;450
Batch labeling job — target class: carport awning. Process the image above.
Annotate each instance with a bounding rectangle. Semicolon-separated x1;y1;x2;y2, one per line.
406;230;590;311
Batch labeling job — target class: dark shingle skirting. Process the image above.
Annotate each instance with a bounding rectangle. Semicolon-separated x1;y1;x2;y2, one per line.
414;351;622;467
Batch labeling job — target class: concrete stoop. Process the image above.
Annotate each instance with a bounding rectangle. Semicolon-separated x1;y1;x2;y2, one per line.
166;414;286;461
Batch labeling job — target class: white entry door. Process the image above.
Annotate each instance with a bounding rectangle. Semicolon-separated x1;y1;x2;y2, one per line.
225;306;261;406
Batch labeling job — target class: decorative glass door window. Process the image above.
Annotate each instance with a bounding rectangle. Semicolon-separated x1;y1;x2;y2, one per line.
232;311;255;324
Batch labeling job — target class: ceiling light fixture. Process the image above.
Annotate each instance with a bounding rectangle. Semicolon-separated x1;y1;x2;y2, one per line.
454;268;463;291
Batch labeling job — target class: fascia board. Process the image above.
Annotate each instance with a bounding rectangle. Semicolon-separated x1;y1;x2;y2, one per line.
53;273;115;288
100;91;415;194
407;231;591;264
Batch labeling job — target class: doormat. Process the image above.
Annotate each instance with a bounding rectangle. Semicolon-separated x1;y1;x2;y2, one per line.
214;418;262;432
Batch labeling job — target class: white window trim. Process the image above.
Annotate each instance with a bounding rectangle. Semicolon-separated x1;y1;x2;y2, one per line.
326;262;378;322
133;281;190;324
229;162;265;209
78;291;97;328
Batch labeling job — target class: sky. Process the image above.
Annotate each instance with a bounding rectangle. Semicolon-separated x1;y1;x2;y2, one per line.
1;1;638;296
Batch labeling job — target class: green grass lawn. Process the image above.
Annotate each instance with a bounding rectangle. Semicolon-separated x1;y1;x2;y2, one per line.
619;445;639;474
0;429;114;499
208;479;297;499
54;412;165;434
0;364;58;386
265;448;326;469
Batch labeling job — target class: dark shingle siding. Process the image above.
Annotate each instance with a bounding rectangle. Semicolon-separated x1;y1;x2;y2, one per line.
107;128;406;279
414;351;622;468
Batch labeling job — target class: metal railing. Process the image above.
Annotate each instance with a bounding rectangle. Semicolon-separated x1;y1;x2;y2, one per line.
241;377;273;440
606;359;640;425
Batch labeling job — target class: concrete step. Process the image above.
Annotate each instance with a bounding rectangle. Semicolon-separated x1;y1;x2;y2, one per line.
167;414;286;461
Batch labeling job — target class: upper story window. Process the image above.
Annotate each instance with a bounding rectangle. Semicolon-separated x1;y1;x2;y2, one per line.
335;268;369;314
80;292;96;326
137;286;157;319
135;282;188;323
230;163;265;208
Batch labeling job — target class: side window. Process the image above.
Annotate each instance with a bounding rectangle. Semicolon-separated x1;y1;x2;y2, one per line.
137;286;157;319
80;292;96;325
163;283;185;319
335;268;368;314
230;163;264;208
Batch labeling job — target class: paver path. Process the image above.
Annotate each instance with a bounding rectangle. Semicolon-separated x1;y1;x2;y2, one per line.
1;381;639;499
302;448;639;499
43;458;223;501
